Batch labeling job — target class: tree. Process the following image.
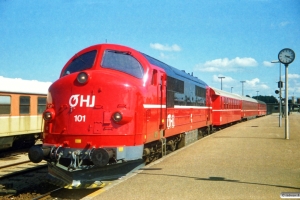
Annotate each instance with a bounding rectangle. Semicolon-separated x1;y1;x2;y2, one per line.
252;95;278;103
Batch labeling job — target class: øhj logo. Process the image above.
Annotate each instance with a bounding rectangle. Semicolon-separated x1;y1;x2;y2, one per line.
69;95;95;107
167;114;175;129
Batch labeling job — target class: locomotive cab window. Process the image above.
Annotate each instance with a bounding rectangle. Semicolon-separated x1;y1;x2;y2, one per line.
20;96;30;114
0;95;11;114
101;50;144;79
62;50;97;76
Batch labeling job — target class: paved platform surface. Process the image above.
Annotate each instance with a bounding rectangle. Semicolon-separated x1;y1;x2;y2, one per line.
85;113;300;200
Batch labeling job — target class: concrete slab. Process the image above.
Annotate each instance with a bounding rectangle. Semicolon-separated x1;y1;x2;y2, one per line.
85;113;300;200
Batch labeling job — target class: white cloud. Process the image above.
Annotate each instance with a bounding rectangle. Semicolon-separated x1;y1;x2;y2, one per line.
260;84;269;89
279;21;291;27
159;52;175;59
195;57;258;72
0;76;51;94
213;75;235;83
246;78;260;87
150;43;181;52
289;74;300;79
263;61;274;67
245;78;269;90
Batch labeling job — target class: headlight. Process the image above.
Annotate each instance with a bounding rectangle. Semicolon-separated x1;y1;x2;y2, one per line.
111;110;133;124
43;108;55;121
43;112;52;120
77;72;88;84
112;112;122;122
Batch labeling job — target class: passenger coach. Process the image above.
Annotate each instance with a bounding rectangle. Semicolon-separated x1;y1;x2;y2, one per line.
241;96;266;120
0;77;50;150
210;87;241;127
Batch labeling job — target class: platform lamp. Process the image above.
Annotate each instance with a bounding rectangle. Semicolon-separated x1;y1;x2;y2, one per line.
277;48;296;139
256;91;259;100
271;60;282;127
218;77;225;90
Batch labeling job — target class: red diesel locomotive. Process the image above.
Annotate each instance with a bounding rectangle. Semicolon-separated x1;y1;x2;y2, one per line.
28;43;266;188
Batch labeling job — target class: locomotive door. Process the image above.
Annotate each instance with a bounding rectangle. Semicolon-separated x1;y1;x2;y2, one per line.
159;71;167;131
145;69;166;143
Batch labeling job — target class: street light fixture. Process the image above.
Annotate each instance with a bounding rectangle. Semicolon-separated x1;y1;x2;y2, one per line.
231;87;233;93
218;77;225;90
256;91;259;100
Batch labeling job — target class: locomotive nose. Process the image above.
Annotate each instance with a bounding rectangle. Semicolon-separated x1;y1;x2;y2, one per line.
28;145;50;163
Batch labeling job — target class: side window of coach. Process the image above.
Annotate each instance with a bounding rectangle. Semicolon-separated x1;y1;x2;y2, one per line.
0;95;11;114
101;50;144;79
20;96;30;114
37;97;47;114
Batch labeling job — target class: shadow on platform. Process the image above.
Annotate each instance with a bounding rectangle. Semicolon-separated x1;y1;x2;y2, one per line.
138;171;300;190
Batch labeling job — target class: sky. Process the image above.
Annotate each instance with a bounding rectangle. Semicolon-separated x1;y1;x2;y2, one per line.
1;0;300;100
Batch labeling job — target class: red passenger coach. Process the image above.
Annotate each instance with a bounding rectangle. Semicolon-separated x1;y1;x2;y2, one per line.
241;96;263;120
210;87;241;126
258;101;267;116
28;44;212;188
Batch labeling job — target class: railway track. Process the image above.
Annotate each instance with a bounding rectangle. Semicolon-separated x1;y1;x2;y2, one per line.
0;152;51;198
0;153;47;178
0;129;218;199
0;153;105;199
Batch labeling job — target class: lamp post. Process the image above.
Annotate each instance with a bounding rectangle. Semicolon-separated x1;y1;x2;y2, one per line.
240;81;245;96
231;87;233;93
256;91;259;100
218;77;225;90
271;60;282;127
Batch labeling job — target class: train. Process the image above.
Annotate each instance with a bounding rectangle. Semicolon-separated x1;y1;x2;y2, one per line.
28;44;267;188
0;77;51;151
210;87;266;128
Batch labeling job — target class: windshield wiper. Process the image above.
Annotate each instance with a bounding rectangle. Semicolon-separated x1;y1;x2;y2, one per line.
110;50;131;55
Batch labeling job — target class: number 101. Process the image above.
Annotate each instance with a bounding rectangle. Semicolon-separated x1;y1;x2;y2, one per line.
74;115;86;122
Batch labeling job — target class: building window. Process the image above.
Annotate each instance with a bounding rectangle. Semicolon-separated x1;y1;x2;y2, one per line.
38;97;47;114
0;96;11;114
20;96;30;114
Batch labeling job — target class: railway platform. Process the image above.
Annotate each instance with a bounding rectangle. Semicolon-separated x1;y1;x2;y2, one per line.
83;113;300;200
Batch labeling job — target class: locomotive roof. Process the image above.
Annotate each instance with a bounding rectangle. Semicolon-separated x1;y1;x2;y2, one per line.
142;53;207;88
0;76;50;95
